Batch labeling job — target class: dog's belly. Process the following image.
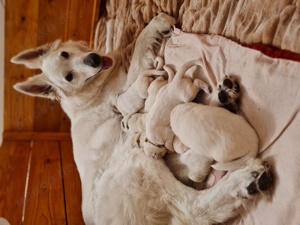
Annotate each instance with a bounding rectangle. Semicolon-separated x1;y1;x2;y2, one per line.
171;102;258;163
92;143;172;225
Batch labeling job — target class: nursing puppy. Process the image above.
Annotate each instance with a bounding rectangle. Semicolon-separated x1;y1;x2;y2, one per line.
167;76;258;184
11;13;273;225
122;60;211;157
144;60;211;158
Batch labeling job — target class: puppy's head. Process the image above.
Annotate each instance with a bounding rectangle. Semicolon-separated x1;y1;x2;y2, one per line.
11;40;113;100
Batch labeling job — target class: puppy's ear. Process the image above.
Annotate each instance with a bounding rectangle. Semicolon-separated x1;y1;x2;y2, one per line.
14;74;58;100
10;40;61;69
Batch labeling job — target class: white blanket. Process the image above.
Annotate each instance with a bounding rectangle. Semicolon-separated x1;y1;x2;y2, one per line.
164;28;300;225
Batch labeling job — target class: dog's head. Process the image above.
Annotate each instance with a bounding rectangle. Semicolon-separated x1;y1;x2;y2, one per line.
11;40;113;100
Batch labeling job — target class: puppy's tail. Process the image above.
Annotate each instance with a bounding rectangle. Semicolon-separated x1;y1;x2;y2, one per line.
174;59;204;80
163;65;175;82
142;69;166;78
211;151;258;171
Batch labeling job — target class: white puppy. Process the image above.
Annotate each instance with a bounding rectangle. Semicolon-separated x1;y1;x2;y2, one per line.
165;75;259;184
122;60;211;157
11;13;273;225
144;60;211;158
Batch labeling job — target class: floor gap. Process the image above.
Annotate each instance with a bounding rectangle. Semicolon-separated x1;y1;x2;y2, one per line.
21;142;33;225
59;141;69;225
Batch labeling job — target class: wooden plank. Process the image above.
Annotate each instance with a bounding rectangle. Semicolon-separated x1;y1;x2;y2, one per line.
65;0;100;45
32;0;70;132
0;141;32;225
3;132;71;141
60;141;84;225
23;141;66;225
4;0;39;132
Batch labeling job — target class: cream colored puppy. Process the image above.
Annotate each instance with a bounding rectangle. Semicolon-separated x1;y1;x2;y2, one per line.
144;60;211;158
169;101;258;182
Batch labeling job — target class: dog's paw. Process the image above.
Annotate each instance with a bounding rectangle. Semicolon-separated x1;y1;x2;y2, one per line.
208;75;240;113
144;138;167;159
151;13;176;38
121;115;131;132
216;75;240;113
232;158;274;199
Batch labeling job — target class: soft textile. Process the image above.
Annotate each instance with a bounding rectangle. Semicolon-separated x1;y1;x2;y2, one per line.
95;0;300;72
163;28;300;225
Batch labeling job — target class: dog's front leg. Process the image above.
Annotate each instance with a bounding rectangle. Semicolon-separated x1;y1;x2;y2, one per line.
125;13;176;89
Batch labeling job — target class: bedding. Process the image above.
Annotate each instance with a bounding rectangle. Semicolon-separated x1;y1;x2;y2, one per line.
94;0;300;224
94;0;300;70
164;28;300;225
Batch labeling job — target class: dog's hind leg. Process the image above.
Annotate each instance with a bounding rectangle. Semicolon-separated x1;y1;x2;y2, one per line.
165;149;213;187
162;158;273;224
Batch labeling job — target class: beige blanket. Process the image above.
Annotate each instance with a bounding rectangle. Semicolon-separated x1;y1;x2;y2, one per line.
164;28;300;225
95;0;300;71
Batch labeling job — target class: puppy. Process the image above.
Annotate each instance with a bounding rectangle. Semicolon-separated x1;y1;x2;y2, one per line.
166;76;259;184
144;60;211;158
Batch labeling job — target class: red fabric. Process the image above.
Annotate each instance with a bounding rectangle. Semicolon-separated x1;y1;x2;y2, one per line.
244;44;300;63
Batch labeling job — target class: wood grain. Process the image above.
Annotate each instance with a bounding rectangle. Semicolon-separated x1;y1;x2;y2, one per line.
4;0;39;132
0;141;32;225
60;141;85;225
33;0;69;132
23;141;66;225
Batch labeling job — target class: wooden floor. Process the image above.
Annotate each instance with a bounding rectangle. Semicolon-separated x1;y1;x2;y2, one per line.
0;140;84;225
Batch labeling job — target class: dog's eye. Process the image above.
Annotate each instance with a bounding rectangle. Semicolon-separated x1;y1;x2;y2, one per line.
61;51;69;59
65;72;73;82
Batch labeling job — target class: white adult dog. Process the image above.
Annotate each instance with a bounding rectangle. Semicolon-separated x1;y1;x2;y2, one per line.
11;13;273;225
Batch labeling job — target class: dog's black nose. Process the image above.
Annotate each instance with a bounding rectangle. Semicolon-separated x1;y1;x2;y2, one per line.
84;53;101;68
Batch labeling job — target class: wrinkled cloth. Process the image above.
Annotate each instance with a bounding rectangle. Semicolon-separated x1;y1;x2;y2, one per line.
95;0;300;72
163;28;300;225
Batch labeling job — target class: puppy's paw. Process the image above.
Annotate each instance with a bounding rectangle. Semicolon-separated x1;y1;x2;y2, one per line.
144;138;167;159
232;158;274;199
193;78;211;94
121;115;131;132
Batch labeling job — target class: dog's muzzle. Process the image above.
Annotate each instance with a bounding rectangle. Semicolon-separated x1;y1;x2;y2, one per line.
84;53;101;68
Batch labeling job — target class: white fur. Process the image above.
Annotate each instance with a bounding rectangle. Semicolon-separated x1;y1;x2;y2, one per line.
12;13;270;225
171;103;258;171
144;60;211;158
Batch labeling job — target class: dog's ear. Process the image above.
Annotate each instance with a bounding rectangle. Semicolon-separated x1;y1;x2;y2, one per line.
10;40;61;69
14;74;58;100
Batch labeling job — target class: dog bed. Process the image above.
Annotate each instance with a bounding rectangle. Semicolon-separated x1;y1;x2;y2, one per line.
94;1;300;224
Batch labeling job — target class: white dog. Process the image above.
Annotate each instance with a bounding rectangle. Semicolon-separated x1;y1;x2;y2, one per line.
11;13;273;225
